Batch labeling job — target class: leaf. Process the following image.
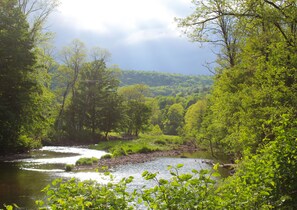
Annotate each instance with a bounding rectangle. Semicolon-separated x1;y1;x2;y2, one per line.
212;171;221;177
142;171;148;177
159;179;169;185
213;163;220;170
177;164;184;169
167;165;173;170
192;169;199;174
178;174;193;181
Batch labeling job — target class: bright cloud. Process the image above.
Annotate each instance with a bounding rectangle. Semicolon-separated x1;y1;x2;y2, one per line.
57;0;192;44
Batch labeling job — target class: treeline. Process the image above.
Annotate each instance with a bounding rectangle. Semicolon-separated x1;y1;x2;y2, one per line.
120;70;213;96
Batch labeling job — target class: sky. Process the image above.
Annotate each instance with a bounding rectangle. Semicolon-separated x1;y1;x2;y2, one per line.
48;0;216;75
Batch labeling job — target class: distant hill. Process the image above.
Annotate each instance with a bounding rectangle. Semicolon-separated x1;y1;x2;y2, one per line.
120;70;213;96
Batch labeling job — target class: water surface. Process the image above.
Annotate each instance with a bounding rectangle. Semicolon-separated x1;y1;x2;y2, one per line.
0;146;220;209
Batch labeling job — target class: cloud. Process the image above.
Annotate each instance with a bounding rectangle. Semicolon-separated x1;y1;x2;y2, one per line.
56;0;192;43
50;0;215;75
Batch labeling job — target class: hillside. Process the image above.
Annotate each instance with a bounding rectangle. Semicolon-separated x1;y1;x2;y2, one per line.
120;70;213;96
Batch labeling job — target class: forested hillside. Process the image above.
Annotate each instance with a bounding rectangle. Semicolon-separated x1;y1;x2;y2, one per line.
120;70;213;96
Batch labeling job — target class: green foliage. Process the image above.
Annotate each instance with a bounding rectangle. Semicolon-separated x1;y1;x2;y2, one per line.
65;164;75;172
120;70;213;97
0;0;55;154
112;147;127;157
183;99;207;139
37;124;297;209
118;84;150;101
100;154;113;159
140;165;217;209
208;116;297;209
91;134;183;156
75;157;98;166
163;103;185;135
154;139;166;145
55;45;124;142
36;176;137;210
36;165;217;210
176;0;297;208
149;124;163;136
119;86;152;137
137;146;155;154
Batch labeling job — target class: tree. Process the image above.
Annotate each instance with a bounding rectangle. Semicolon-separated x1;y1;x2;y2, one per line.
98;93;124;139
124;100;151;137
0;0;37;153
163;103;184;135
55;39;87;131
78;59;121;139
183;100;207;139
119;84;152;137
177;0;240;72
18;0;60;43
58;46;123;142
118;84;150;102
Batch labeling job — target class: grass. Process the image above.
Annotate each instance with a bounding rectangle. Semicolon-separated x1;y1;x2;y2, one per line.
90;134;183;157
75;157;99;166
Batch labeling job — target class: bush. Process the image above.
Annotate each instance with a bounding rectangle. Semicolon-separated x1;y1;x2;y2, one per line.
100;154;113;159
75;157;98;166
36;165;218;209
112;147;127;157
65;164;74;172
154;139;166;145
36;176;136;210
137;146;155;154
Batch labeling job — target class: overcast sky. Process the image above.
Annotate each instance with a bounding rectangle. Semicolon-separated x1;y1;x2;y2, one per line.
48;0;215;75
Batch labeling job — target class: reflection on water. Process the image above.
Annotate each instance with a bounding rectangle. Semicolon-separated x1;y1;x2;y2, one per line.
0;146;108;209
0;161;53;209
19;146;108;166
0;146;224;209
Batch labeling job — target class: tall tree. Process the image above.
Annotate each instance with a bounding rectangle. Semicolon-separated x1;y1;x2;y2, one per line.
55;39;87;131
59;47;123;142
183;100;207;139
177;0;240;72
163;103;184;135
0;0;37;153
18;0;60;43
119;84;152;137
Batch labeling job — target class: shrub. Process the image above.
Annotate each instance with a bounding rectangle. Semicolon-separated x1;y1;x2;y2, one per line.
154;139;166;145
65;164;75;172
137;146;154;154
75;157;98;166
36;176;136;209
100;154;113;159
36;165;218;209
112;147;127;157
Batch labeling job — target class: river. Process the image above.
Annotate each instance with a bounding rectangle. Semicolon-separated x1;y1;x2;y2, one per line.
0;146;223;209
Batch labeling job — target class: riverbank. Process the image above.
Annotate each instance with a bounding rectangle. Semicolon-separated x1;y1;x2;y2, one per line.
74;134;202;170
76;144;201;171
0;152;31;162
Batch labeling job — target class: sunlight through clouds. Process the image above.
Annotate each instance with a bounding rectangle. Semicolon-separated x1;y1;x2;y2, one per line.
57;0;191;44
51;0;214;74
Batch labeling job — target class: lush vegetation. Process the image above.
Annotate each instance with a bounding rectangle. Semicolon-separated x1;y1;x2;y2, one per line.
90;134;182;157
120;70;213;97
1;0;297;209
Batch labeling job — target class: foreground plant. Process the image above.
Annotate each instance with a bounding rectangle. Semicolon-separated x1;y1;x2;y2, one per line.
36;174;136;210
35;164;218;210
